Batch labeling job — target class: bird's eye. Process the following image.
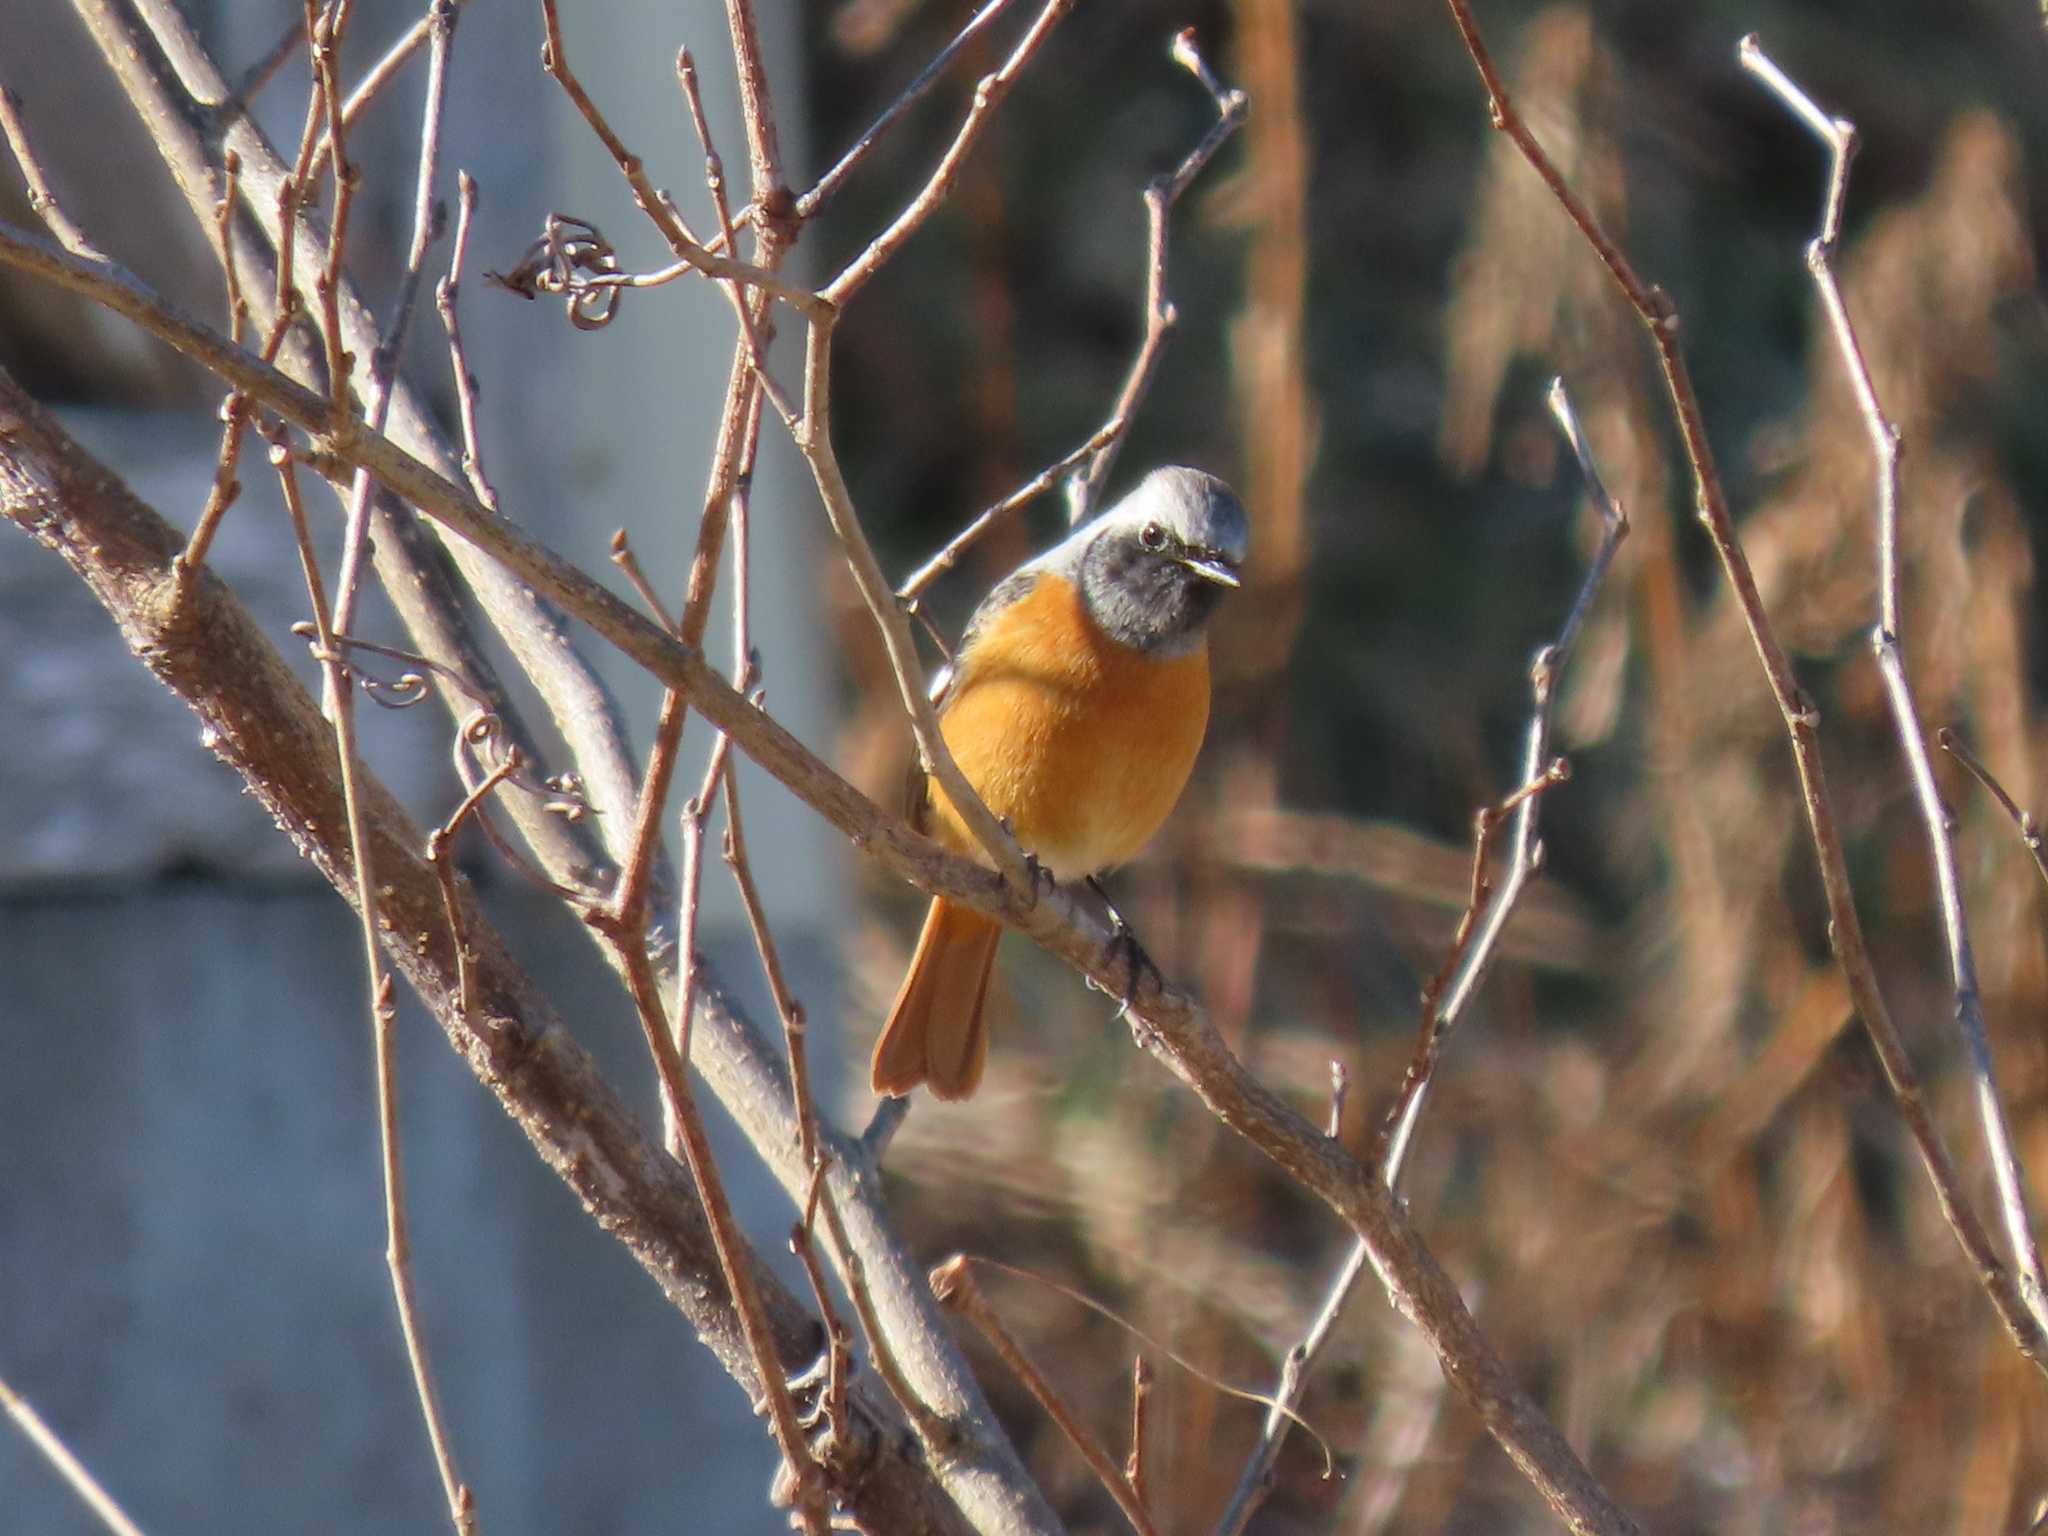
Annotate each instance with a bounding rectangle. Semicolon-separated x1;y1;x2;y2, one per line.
1139;521;1166;551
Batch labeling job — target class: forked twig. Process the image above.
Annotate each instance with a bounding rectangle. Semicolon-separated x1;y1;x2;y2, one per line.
1216;378;1625;1535
1742;34;2048;1334
310;0;472;167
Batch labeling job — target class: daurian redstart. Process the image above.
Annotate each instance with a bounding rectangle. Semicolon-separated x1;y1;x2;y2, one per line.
872;465;1248;1100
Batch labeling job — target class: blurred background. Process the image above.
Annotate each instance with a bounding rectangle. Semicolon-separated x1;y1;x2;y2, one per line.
5;0;2048;1532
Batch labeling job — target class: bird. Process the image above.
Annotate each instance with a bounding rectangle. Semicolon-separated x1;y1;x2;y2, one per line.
872;465;1248;1101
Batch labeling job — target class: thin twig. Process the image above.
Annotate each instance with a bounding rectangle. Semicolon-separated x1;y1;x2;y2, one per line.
1216;378;1625;1536
1438;0;2048;1376
609;529;676;632
309;4;361;443
270;415;475;1535
435;169;500;514
896;418;1121;605
1070;29;1247;519
332;0;457;643
535;0;822;317
788;1161;854;1443
723;757;822;1169
677;47;797;426
0;1374;149;1536
661;732;735;1107
426;746;522;1035
310;0;471;167
797;0;1021;219
822;0;1077;307
609;941;831;1536
1742;33;2048;1333
1125;1355;1153;1516
292;22;476;1524
796;313;1033;895
0;84;107;260
931;1258;1161;1536
178;149;252;583
1940;730;2048;894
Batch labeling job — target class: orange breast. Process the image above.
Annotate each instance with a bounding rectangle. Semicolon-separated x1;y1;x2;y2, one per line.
925;572;1210;880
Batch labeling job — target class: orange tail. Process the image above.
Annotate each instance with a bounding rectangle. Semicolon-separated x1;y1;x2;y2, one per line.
872;899;1002;1100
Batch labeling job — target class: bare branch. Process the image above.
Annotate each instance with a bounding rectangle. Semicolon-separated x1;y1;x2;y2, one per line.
823;0;1076;306
0;83;107;259
535;0;822;317
1940;730;2048;895
1742;33;2048;1335
435;170;500;514
0;383;971;1536
310;0;473;167
1218;377;1626;1535
82;0;635;890
1070;29;1248;519
1439;0;2048;1375
797;0;1022;220
931;1258;1161;1536
269;414;475;1535
1;1374;149;1536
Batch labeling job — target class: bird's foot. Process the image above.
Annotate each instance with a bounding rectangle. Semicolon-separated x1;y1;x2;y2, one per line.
1022;849;1058;906
1083;876;1163;1020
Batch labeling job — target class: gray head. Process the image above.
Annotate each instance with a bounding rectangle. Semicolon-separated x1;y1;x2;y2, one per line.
1061;466;1249;656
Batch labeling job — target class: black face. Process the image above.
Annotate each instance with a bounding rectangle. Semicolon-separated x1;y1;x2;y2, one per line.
1077;524;1233;654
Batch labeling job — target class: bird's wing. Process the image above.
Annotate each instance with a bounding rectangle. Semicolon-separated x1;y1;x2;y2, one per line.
905;566;1042;831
